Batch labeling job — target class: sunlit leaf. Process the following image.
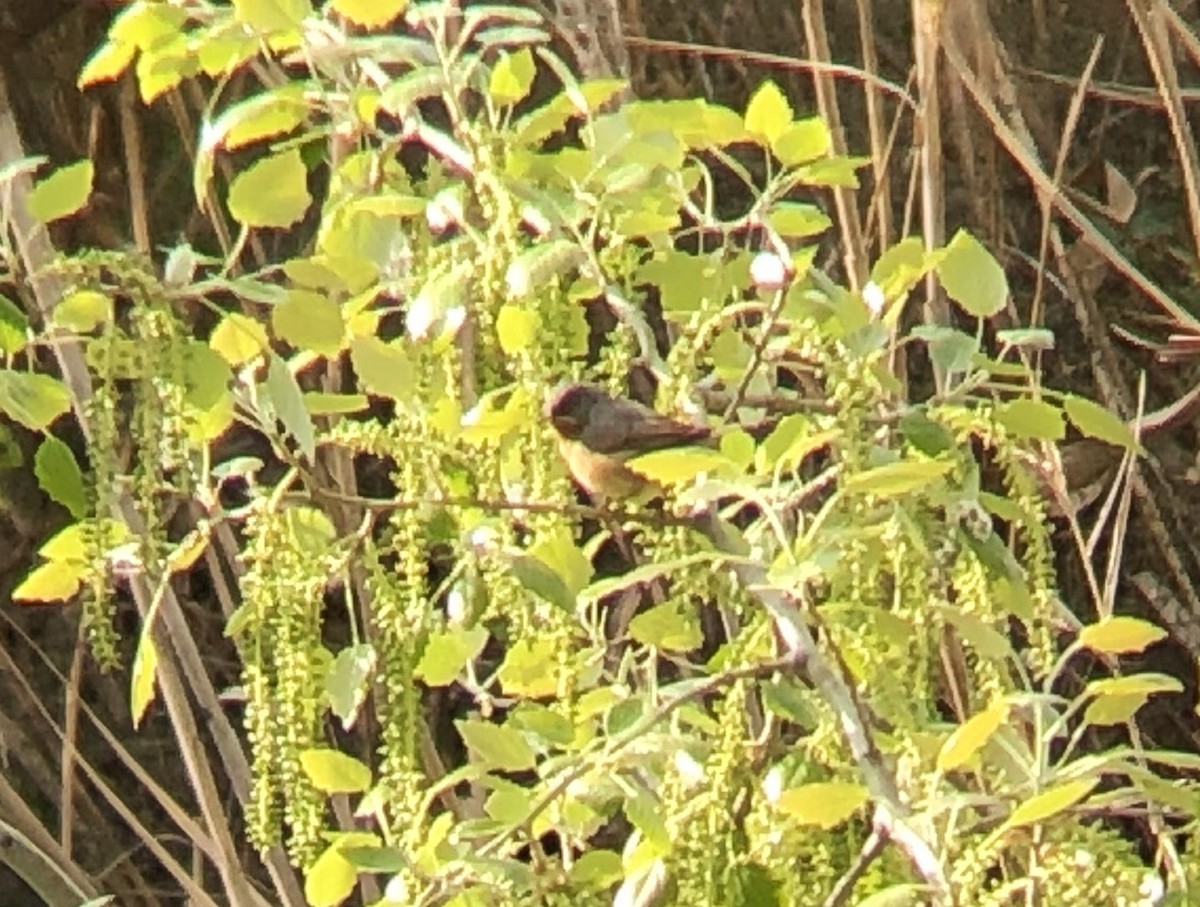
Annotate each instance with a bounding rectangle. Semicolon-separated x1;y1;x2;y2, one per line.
936;229;1008;318
772;116;830;165
842;458;954;498
774;782;869;829
330;0;407;29
744;80;792;144
415;627;489;687
456;719;536;771
999;778;1098;834
490;47;536;106
227;149;311;229
13;561;83;604
210;312;269;366
1079;616;1166;655
28;160;93;224
326;643;376;729
301;748;373;793
131;632;158;729
997;399;1065;441
350;336;414;402
0;371;72;430
628;602;702;653
273;290;345;356
938;702;1009;771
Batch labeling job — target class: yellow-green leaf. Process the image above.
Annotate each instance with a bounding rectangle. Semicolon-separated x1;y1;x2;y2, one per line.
227;149;311;229
78;40;137;88
997;398;1065;441
329;0;407;29
775;782;869;829
210;312;269;366
28;160;94;224
938;702;1009;771
772;116;831;165
496;303;538;355
1064;395;1139;450
936;229;1007;318
303;392;369;415
304;841;357;907
233;0;311;34
273;290;345;356
300;748;373;793
350;336;414;402
744;80;792;144
0;371;72;430
842;458;954;498
131;632;158;729
628;446;733;486
999;778;1098;834
1079;616;1166;655
54;290;112;333
456;719;536;772
34;435;85;519
13;561;83;603
490;47;537;106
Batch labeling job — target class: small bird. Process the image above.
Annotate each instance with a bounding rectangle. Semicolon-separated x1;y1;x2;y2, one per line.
545;382;713;501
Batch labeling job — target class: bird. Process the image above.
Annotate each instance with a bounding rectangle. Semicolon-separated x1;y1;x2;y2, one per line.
544;382;713;501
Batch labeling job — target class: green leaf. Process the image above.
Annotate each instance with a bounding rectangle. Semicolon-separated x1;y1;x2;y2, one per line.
855;885;929;907
304;392;369;415
329;0;408;30
350;336;414;402
842;458;954;498
130;632;158;729
78;40;138;89
27;160;93;224
1079;616;1166;655
34;435;85;519
0;293;27;356
232;0;311;34
456;719;536;771
0;371;72;430
628;602;702;653
273;290;345;356
415;627;489;687
625;787;671;852
628;446;733;486
580;554;725;605
498;638;560;698
744;80;792;144
569;850;623;889
937;607;1012;661
304;840;357;907
212;85;308;151
507;703;573;747
13;560;83;603
227;149;311;229
936;229;1008;318
265;354;315;461
53;290;111;333
998;778;1098;835
772;116;830;165
910;325;978;376
326;643;375;729
300;748;373;793
490;47;536;106
898;409;955;457
937;702;1009;771
997;399;1066;441
1063;395;1139;449
774;782;869;829
210;312;269;366
767;202;831;239
527;528;593;597
496;304;538;355
181;341;231;411
505;553;576;613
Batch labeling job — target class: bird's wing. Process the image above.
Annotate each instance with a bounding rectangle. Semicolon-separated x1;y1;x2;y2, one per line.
583;398;708;457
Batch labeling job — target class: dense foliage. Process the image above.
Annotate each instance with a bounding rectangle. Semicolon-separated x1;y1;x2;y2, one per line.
2;2;1198;906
